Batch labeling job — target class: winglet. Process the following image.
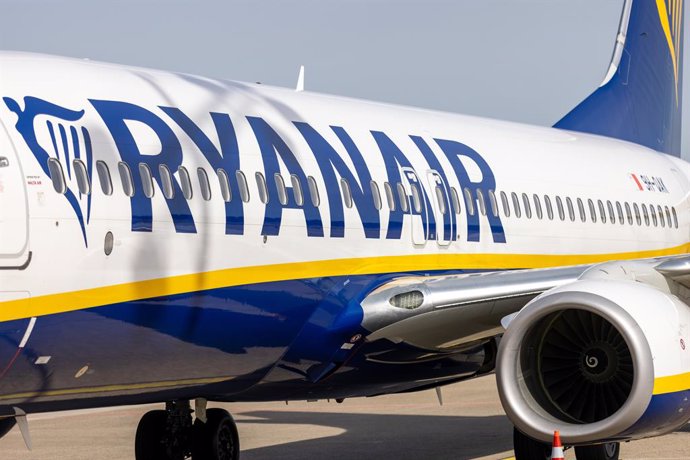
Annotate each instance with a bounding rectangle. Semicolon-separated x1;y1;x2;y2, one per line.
13;408;31;451
296;65;305;92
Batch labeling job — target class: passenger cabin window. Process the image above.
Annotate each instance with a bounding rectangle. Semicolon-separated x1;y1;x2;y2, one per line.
410;183;422;213
658;205;666;227
598;200;606;224
588;199;596;223
96;161;113;196
160;165;175;199
236;171;250;203
48;158;67;194
500;191;510;217
217;169;232;202
275;173;288;205
118;162;135;197
179;166;193;200
477;189;487;216
633;203;641;226
616;202;624;225
624;202;633;225
435;187;447;214
341;178;354;209
256;172;269;204
511;192;521;218
397;183;410;212
641;204;649;226
650;204;658;227
672;207;678;228
522;193;531;219
139;163;155;198
607;201;616;224
307;176;320;207
384;182;395;211
488;190;498;217
665;207;672;228
198;168;212;201
533;194;543;220
566;197;575;222
464;188;475;216
370;181;382;210
73;159;91;195
577;198;585;222
292;175;304;207
544;195;553;220
451;187;462;214
556;196;565;221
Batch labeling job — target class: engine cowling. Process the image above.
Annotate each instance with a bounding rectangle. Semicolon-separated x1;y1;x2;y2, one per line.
497;262;690;445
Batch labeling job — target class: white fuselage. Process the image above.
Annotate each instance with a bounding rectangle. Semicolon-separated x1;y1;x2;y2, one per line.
0;51;688;322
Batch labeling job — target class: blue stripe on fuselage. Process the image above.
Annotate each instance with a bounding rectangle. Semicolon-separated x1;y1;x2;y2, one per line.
0;269;485;414
621;390;690;438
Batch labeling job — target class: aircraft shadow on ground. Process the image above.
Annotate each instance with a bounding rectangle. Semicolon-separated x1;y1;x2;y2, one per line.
239;411;513;460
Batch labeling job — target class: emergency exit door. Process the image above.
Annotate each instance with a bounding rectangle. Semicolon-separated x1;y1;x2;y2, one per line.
427;171;452;246
401;168;428;246
0;122;29;268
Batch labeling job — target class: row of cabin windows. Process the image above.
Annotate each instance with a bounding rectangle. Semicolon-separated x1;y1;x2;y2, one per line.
48;158;446;213
47;158;679;230
495;191;679;229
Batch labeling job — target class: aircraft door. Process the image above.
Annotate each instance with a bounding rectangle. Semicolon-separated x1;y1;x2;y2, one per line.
427;171;452;247
0;122;30;268
401;168;428;246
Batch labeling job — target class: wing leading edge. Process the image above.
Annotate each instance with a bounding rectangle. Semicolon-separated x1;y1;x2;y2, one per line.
360;255;690;355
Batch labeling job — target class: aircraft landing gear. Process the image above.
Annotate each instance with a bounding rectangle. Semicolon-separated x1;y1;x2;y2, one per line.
513;428;551;460
135;400;239;460
512;427;620;460
192;408;240;460
575;442;620;460
0;418;16;439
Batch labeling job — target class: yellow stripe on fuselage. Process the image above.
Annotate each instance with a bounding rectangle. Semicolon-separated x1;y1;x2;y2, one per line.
654;372;690;395
0;243;688;323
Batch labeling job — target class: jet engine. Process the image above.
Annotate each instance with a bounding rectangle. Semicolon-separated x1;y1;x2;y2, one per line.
496;262;690;445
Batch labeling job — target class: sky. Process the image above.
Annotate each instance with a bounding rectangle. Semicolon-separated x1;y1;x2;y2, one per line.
1;0;688;158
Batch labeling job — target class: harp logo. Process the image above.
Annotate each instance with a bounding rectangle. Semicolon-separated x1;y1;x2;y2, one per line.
3;96;94;246
657;0;684;104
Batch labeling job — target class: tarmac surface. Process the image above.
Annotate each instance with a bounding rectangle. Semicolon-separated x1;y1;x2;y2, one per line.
1;374;689;459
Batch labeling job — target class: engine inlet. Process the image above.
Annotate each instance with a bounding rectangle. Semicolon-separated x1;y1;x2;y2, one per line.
525;309;634;423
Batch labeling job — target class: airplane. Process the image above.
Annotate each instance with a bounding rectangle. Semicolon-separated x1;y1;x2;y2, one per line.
0;0;686;459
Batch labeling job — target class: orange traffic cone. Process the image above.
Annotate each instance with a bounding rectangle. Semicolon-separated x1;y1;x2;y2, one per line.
551;430;564;460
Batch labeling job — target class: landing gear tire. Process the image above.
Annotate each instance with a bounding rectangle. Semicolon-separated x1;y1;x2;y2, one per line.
192;408;240;460
513;427;551;460
135;410;168;460
575;442;620;460
0;418;16;439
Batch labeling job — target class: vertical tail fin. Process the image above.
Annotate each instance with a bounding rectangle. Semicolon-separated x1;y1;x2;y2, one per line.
555;0;684;156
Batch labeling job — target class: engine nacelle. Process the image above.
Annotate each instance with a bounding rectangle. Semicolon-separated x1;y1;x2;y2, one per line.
497;262;690;445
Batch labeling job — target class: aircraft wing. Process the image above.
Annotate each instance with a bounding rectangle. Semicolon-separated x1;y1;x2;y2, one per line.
360;255;690;353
